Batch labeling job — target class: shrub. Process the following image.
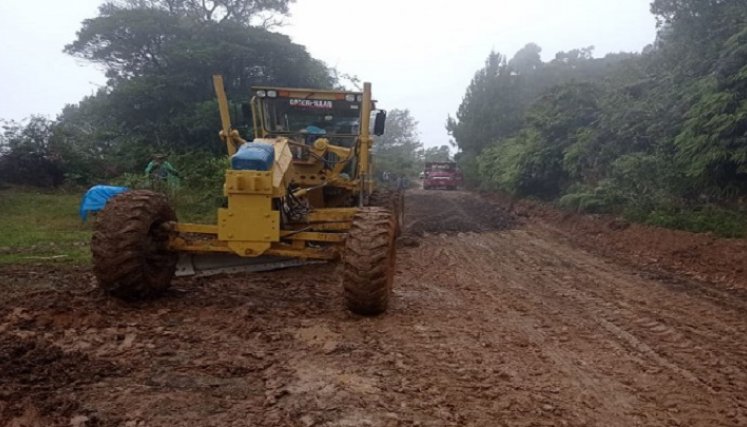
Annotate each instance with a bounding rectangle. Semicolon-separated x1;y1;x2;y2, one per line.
644;205;746;237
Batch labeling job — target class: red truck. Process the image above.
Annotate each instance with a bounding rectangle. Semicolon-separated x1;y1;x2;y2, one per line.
422;161;462;190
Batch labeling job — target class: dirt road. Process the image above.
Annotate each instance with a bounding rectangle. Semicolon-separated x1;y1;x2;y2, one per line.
1;190;746;426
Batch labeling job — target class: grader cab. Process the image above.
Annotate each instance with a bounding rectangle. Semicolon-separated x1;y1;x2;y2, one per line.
91;76;403;315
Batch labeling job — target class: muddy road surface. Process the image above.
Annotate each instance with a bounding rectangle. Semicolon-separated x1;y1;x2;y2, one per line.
1;190;746;426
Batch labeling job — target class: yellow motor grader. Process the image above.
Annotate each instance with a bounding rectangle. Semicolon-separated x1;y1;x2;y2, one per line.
91;76;403;315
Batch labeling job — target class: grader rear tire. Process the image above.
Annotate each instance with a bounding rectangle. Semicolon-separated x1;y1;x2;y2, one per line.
92;190;177;300
342;207;396;315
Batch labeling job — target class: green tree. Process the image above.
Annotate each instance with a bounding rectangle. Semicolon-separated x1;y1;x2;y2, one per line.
65;4;330;86
115;0;294;25
447;45;630;161
450;0;747;235
56;2;334;182
674;27;747;197
508;43;542;74
423;145;451;162
373;109;423;178
0;117;65;187
446;51;516;156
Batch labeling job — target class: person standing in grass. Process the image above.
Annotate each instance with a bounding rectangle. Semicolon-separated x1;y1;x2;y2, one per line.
145;154;181;193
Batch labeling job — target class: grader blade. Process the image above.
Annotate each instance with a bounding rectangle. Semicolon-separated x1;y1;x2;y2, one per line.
175;253;322;278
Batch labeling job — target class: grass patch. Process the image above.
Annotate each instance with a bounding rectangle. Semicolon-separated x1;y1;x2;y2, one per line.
642;205;747;238
0;188;92;265
171;191;221;224
0;186;221;266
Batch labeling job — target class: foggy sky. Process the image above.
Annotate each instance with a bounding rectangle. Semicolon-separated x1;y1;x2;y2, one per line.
0;0;657;148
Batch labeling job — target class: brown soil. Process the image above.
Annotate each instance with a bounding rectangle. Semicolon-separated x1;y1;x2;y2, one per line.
405;190;515;236
0;335;124;424
488;192;747;293
1;189;745;426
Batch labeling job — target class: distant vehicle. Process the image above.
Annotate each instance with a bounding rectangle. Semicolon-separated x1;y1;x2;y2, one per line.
423;161;462;190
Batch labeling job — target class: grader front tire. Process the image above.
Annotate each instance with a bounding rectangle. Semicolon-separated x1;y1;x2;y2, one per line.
368;189;404;237
395;191;405;234
92;190;178;300
342;207;396;315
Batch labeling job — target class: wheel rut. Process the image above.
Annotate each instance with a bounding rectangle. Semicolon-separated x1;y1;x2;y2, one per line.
0;189;744;426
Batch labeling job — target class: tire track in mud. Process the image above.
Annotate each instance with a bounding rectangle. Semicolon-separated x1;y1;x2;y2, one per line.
446;228;746;425
401;192;745;425
515;232;747;393
1;189;745;426
431;232;644;425
436;234;732;424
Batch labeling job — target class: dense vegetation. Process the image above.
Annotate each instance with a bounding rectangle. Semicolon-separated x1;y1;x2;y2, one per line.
1;0;332;187
0;0;427;197
449;0;747;236
3;0;745;237
373;109;451;181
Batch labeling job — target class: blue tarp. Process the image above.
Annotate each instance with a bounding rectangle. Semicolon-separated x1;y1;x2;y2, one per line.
79;185;128;222
231;143;275;171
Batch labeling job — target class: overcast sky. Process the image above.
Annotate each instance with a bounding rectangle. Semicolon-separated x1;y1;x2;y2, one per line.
0;0;657;148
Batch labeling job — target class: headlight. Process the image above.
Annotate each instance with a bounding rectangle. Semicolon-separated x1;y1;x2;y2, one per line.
267;90;277;98
345;94;356;102
356;94;363;102
256;90;267;98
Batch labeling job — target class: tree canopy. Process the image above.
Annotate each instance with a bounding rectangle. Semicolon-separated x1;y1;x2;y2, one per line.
451;0;747;235
104;0;293;25
373;109;424;179
2;1;334;184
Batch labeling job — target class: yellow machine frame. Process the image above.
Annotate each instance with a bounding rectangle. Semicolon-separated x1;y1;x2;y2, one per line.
167;76;380;261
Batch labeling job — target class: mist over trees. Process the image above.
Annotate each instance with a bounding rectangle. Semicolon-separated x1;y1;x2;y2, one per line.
450;0;747;235
373;109;454;180
109;0;296;26
423;145;451;162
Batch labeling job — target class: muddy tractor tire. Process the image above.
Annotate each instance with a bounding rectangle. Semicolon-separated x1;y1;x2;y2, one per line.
342;207;397;315
92;190;178;300
368;189;405;237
